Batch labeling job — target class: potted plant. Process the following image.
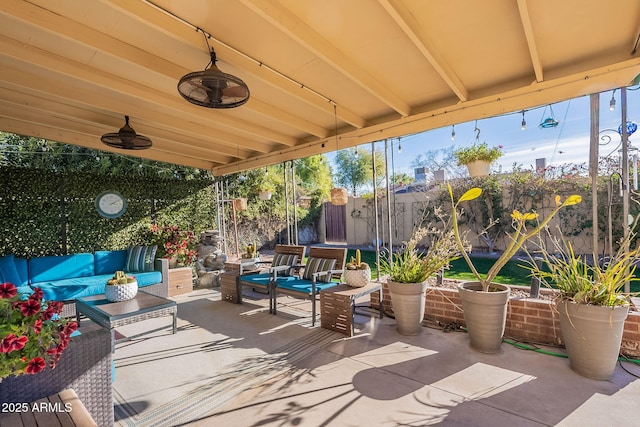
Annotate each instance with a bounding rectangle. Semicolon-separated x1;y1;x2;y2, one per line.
344;249;371;288
105;270;138;302
453;142;503;177
0;283;77;379
259;186;274;200
379;227;461;336
449;185;581;352
525;227;640;380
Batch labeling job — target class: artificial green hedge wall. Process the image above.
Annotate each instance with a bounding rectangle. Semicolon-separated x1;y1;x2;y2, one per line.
0;167;216;258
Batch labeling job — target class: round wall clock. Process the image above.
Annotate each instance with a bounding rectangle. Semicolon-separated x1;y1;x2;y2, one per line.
95;190;127;218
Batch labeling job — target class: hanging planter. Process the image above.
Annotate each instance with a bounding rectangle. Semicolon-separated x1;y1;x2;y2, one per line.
259;190;273;200
330;187;348;205
465;160;491;177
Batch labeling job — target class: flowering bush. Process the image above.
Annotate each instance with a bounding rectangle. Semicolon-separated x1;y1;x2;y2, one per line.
0;283;77;379
454;142;503;165
149;223;198;267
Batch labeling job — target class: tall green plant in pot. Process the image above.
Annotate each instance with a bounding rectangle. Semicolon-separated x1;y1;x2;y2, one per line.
379;227;461;336
449;185;581;352
525;226;640;380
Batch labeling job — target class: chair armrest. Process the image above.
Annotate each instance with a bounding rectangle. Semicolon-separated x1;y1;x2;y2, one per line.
155;258;170;295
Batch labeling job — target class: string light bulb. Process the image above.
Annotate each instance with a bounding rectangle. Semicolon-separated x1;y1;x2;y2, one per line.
451;125;456;141
398;138;402;154
521;110;527;130
610;89;616;111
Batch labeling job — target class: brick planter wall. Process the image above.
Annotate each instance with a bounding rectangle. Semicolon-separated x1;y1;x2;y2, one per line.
370;281;640;358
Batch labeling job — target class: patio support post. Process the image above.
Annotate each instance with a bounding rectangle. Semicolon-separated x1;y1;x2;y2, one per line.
622;87;631;293
384;139;393;266
589;93;599;259
372;141;381;278
292;161;298;245
283;162;291;244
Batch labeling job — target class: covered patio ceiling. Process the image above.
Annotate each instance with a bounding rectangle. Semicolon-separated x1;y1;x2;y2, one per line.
1;0;640;176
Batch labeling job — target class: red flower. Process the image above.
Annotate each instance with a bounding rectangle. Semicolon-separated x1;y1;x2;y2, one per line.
33;319;43;334
13;335;28;351
0;282;17;299
0;334;16;353
63;322;78;336
25;357;46;374
20;299;40;317
29;288;44;301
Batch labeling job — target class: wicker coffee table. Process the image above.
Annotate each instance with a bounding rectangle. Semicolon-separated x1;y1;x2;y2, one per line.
76;291;177;352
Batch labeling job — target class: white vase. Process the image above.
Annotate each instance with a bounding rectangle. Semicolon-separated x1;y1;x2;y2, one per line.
259;191;272;200
466;160;491;177
558;300;629;380
458;281;510;353
105;281;138;302
387;280;427;336
344;269;371;287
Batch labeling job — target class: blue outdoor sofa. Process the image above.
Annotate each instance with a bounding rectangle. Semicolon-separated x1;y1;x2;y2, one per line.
0;246;169;316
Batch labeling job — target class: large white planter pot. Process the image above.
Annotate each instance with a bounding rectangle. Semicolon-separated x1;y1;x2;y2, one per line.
387;280;427;336
105;281;138;302
465;160;491;177
558;300;629;380
458;281;510;353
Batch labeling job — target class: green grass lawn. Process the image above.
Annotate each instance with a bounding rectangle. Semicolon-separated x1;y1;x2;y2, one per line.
347;249;531;284
347;248;640;293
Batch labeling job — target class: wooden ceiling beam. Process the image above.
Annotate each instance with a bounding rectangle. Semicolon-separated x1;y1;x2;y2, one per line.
242;0;412;117
379;0;469;102
517;0;544;83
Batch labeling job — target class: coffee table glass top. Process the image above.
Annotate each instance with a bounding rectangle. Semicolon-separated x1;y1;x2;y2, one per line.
76;291;176;321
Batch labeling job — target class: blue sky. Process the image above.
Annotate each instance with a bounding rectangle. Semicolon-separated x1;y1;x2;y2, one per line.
343;89;640;179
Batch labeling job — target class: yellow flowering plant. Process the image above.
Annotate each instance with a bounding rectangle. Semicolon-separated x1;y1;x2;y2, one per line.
449;184;582;292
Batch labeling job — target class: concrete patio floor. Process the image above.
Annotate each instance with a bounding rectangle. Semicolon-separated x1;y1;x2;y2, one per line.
111;288;640;427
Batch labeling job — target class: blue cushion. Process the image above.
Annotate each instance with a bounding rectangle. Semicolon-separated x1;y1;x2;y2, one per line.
14;257;29;287
275;277;339;295
302;257;336;283
33;275;113;301
125;246;158;273
0;254;22;286
127;271;162;288
94;250;127;275
239;273;271;288
29;253;94;283
32;271;162;301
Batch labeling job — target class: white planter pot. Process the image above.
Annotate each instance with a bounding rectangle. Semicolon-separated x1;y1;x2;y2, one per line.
344;269;371;287
259;191;272;200
105;281;138;302
387;280;427;336
558;300;629;380
466;160;491;177
458;281;510;353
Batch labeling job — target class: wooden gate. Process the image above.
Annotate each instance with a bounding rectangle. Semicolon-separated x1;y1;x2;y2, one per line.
325;202;346;242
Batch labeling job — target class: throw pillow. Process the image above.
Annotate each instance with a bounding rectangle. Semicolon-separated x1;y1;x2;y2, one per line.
125;245;158;272
0;254;22;286
303;257;337;283
271;253;298;276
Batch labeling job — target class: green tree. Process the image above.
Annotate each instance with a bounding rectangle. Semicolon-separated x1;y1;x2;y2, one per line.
295;155;332;201
391;173;414;186
334;148;385;196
